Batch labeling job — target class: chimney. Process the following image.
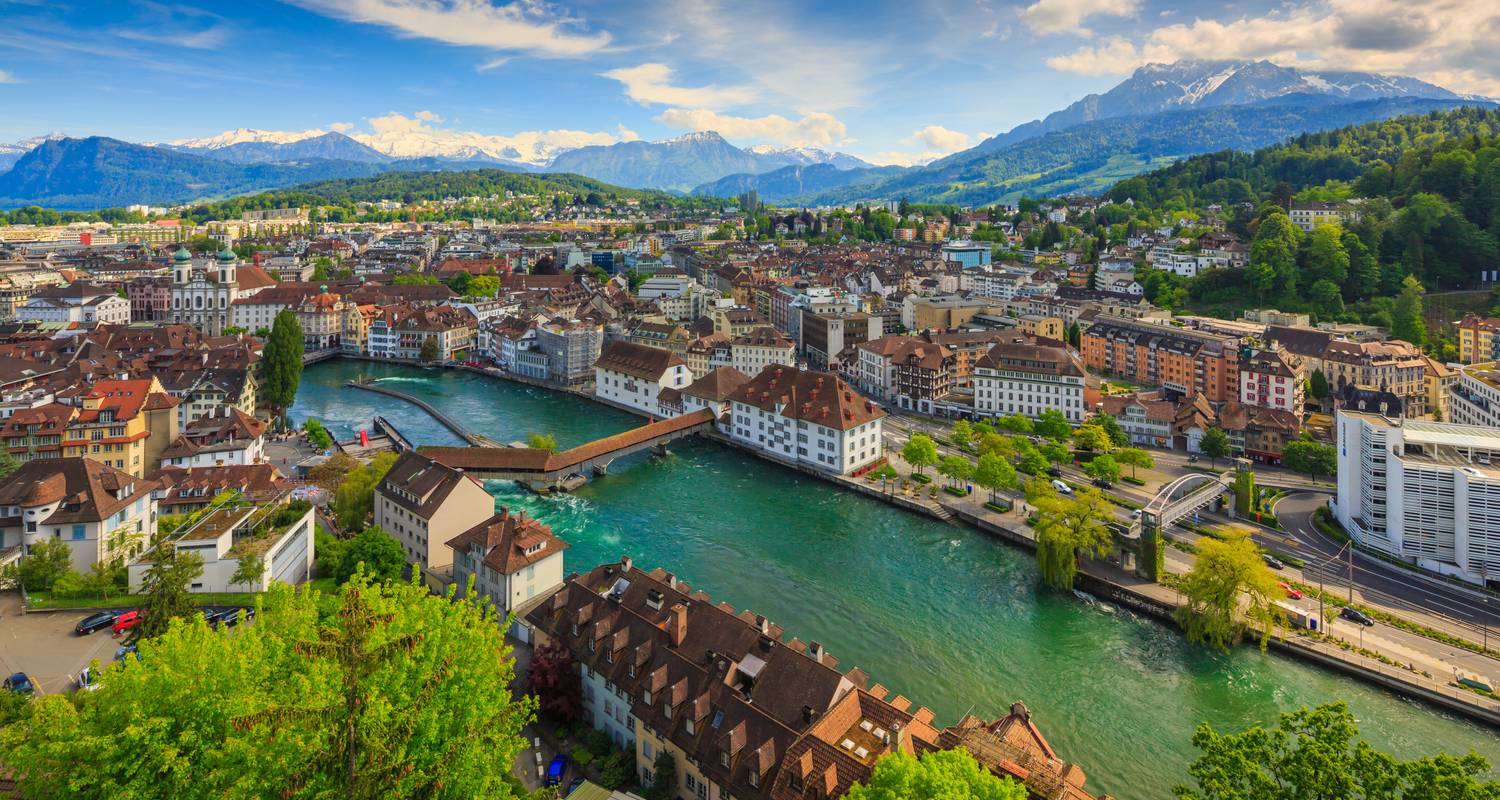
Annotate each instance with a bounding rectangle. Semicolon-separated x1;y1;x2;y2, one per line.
755;614;769;634
668;602;688;647
664;572;678;589
620;554;632;572
809;641;825;664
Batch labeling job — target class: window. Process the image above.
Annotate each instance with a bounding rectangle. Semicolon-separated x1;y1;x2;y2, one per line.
71;525;86;540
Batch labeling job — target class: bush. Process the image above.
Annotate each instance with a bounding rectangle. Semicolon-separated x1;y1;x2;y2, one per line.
943;486;969;497
908;472;932;484
1122;475;1146;486
599;751;633;789
570;746;595;767
584;728;611;757
984;500;1012;513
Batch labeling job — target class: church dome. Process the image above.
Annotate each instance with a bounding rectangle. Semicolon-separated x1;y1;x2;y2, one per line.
173;247;192;263
217;248;237;263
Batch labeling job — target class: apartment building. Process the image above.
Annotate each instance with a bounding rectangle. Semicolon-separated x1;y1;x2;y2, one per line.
1081;316;1241;402
1239;346;1305;413
801;312;880;370
374;451;495;574
446;507;568;618
727;365;885;475
730;327;796;377
973;342;1087;423
1449;363;1500;429
0;458;156;573
537;319;604;386
1335;412;1500;587
1457;313;1500;364
595;340;691;417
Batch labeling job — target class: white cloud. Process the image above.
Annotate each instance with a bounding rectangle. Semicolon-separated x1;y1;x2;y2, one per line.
864;151;943;167
601;63;757;109
905;125;971;153
0;69;17;84
1046;0;1500;95
352;110;625;163
286;0;610;59
653;108;849;148
329;121;355;132
1022;0;1139;35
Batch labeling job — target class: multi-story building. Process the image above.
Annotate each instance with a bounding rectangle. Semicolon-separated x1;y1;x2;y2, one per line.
127;276;170;322
446;507;568;620
536;319;604;386
170;247;239;336
726;365;885;475
973;342;1087;423
594;341;691;417
1450;363;1500;429
1457;314;1500;364
1238;346;1305;414
730;327;795;377
0;378;180;477
0;458;156;573
16;284;131;325
801;312;880;370
1335;412;1500;587
367;305;477;363
1321;339;1430;417
1099;392;1176;447
1289;201;1357;232
294;286;349;350
374;451;496;574
1082;316;1241;403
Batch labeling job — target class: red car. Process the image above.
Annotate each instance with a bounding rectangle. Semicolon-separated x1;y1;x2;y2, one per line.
1277;582;1303;600
111;610;144;635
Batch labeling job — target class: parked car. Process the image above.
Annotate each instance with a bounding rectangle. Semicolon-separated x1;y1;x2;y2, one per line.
3;672;35;695
1187;454;1200;463
566;778;584;797
1091;478;1113;489
210;607;250;629
1262;554;1285;570
1046;466;1063;478
111;610;144;635
1051;479;1073;494
546;755;568;787
75;666;102;692
1277;582;1303;600
1340;607;1375;627
114;644;139;663
75;610;121;635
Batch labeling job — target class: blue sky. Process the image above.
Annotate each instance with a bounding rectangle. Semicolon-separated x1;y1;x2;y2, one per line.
0;0;1494;165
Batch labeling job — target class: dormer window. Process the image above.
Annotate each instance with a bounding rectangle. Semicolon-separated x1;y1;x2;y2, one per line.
720;752;729;768
685;717;694;735
663;702;672;719
643;689;652;705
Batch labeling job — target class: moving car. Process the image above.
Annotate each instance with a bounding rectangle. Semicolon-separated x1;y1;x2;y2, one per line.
1091;478;1113;489
1046;466;1064;478
75;610;121;635
546;755;568;787
3;672;35;695
111;609;144;635
1277;582;1303;600
1262;554;1285;570
1051;479;1073;494
1340;607;1375;627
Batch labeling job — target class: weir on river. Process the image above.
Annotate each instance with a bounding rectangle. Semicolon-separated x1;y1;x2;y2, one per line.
291;359;1500;800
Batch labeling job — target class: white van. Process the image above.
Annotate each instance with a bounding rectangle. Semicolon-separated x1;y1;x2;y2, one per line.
1051;479;1072;494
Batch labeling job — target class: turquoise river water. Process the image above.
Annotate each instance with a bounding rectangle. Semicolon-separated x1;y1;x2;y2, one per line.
290;360;1498;799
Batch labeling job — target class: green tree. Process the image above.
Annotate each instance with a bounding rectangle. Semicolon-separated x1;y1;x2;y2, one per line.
332;452;399;531
1071;424;1113;453
334;527;408;584
1175;531;1281;652
1249;210;1301;300
976;432;1014;460
1200;428;1231;468
0;451;20;480
1028;484;1114;590
1016;445;1048;477
1307;369;1329;400
1092;413;1128;448
951;419;974;449
230;552;266;591
645;750;678;800
937;455;973;489
1034;408;1071;441
262;309;305;428
1392;274;1427;346
1341;230;1380;301
2;536;73;592
974;453;1018;502
303;418;333;450
1174;702;1500;800
995;413;1033;435
1116;447;1154;479
133;543;205;641
845;748;1027;800
1039;440;1071;467
1300;224;1349;287
467;275;500;298
419;336;441;363
902;434;939;476
1281;438;1337;481
0;577;534;799
528;432;559;453
1083;454;1120;484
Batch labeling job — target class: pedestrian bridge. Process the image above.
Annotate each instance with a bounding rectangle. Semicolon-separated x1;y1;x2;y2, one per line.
419;408;717;492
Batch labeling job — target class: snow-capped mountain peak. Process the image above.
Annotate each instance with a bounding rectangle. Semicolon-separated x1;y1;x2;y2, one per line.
171;128;328;149
0;131;68;155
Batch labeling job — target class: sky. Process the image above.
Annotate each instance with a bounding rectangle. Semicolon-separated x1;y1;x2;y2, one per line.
0;0;1497;165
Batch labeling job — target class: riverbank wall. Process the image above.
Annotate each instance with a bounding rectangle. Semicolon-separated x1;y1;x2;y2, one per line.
327;355;1500;728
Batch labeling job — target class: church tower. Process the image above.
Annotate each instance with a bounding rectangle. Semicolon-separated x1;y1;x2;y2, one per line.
216;247;238;287
172;246;191;285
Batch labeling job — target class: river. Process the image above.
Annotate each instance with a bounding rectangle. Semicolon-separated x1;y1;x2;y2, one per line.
291;360;1500;799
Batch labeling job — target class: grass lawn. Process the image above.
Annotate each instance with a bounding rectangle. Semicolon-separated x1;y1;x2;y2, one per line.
26;590;261;610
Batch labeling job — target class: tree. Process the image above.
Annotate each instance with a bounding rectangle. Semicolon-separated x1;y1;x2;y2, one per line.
332;452;399;531
1035;408;1071;441
845;749;1027;800
1;576;534;799
1092;413;1128;448
1249;210;1301;300
1281;438;1336;481
467;275;500;299
1028;483;1114;590
974;453;1018;502
1174;702;1500;800
3;536;73;592
902;434;939;476
1016;445;1049;477
1039;440;1071;467
528;432;559;453
133;543;205;641
1392;274;1427;346
334;526;407;584
951;419;974;449
0;451;19;480
937;455;973;489
262;309;305;428
303;418;333;450
1116;447;1154;479
526;640;583;722
419;336;441;363
1175;531;1281;652
308;452;359;492
1200;428;1231;468
229;552;266;592
995;413;1033;435
976;432;1014;460
1308;369;1329;401
645;750;679;800
1071;424;1113;454
1083;454;1121;484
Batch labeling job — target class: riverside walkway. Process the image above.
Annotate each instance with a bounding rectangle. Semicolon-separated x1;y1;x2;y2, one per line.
345;379;501;446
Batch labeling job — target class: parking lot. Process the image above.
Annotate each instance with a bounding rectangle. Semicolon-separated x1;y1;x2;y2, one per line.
0;592;128;695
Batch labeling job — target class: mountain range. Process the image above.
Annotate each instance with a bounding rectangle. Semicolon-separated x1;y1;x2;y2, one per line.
0;59;1490;210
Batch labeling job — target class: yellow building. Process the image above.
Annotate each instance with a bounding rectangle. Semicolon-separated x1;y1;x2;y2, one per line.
1457;313;1500;364
61;378;178;477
